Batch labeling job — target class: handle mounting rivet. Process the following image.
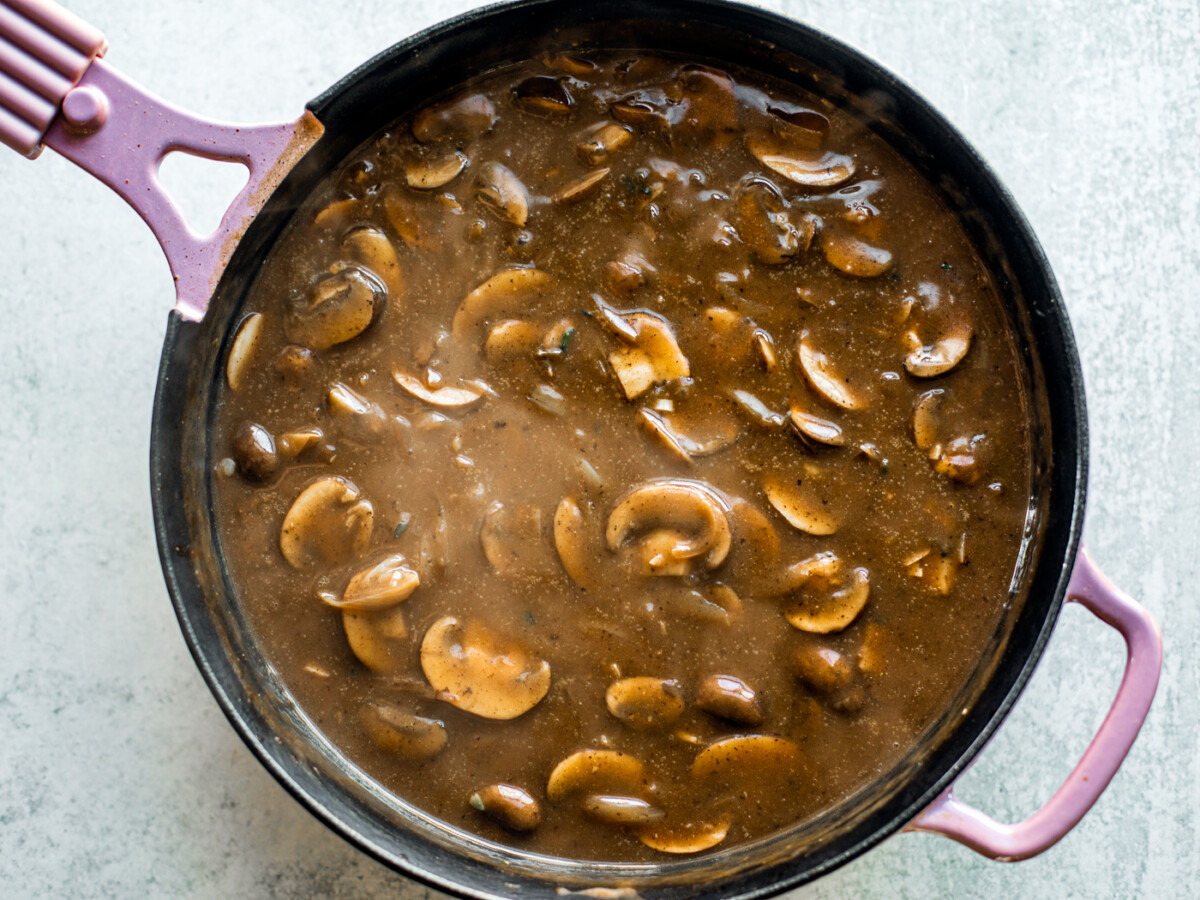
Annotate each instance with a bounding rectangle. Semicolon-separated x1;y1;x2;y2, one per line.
62;86;110;133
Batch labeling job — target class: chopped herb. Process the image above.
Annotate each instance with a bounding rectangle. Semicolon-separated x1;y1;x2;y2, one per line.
523;610;537;626
393;512;412;538
494;420;508;429
559;326;577;351
580;308;594;318
941;262;953;271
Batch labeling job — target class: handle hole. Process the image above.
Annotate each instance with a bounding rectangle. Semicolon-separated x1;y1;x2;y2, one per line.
157;150;250;238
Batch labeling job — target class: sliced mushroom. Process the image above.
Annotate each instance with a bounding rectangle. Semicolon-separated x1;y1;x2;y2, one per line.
781;558;871;634
286;266;385;351
226;312;263;391
912;389;943;452
933;434;987;484
480;502;548;577
313;195;359;230
341;606;409;672
359;701;447;759
554;496;593;587
231;422;278;482
907;548;957;594
452;268;555;341
475;161;530;227
639;817;731;854
328;382;390;443
734;176;814;264
789;405;845;447
606;313;690;400
577;122;633;167
745;132;856;189
638;409;737;463
546;750;648;802
793;645;855;695
904;319;974;377
605;677;686;730
393;369;487;409
342;227;404;298
675;65;739;145
753;329;778;371
726;497;781;574
513;75;574;117
553;167;610;204
857;622;890;675
763;476;838;536
765;101;830;148
484;319;542;361
664;583;744;626
582;795;665;827
695;675;764;726
797;331;866;410
729;389;787;428
404;151;469;190
275;344;316;384
420;616;551;720
691;735;803;780
322;553;419;612
822;232;893;278
412;93;497;142
470;784;543;832
280;476;374;570
606;480;732;575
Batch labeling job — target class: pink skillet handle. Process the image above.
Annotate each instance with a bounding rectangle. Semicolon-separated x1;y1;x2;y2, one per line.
906;546;1163;860
0;0;323;321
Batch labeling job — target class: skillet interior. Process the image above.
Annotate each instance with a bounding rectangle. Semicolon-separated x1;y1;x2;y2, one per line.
151;1;1087;896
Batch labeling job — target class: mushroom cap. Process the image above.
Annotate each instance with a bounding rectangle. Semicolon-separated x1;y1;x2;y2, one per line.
420;616;551;720
322;553;420;612
393;369;487;409
342;227;404;299
606;479;732;575
638;817;731;854
763;476;839;536
286;266;384;351
582;794;666;827
691;734;803;780
788;405;845;447
822;232;893;278
606;312;690;400
279;476;374;571
797;331;866;410
226;312;263;392
404;151;469;190
475;161;531;227
341;606;409;672
904;322;973;377
359;701;447;759
546;749;648;802
553;496;594;588
783;562;871;634
412;93;497;142
452;268;555;342
745;131;856;189
605;677;686;730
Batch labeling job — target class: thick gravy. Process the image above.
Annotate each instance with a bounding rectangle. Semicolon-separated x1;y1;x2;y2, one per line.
212;52;1036;861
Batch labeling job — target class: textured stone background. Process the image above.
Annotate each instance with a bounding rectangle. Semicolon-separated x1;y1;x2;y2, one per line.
1;0;1196;897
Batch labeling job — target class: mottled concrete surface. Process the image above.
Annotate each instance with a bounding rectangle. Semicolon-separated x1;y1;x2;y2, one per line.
0;0;1196;897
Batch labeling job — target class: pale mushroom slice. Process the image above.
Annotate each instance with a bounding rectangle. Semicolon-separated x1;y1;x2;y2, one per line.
479;502;548;577
577;122;633;167
452;268;555;342
904;319;974;378
582;795;666;827
280;476;374;570
639;817;732;854
327;382;390;443
553;496;593;588
286;265;385;351
912;389;943;453
745;132;856;189
341;606;409;672
546;750;648;802
664;583;744;626
605;677;686;730
420;616;551;720
780;556;871;634
553;167;610;204
607;313;691;400
606;480;732;575
796;331;866;410
359;701;447;759
342;227;404;298
822;232;893;278
691;735;803;780
908;549;957;594
393;369;487;409
404;151;469;190
484;319;542;361
763;476;838;536
320;553;420;612
412;93;497;142
226;312;263;391
788;404;846;447
638;409;737;463
513;75;575;117
475;161;530;227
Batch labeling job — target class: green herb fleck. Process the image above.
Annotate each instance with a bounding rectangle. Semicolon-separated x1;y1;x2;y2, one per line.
393;513;412;538
941;262;953;271
523;610;537;626
559;326;577;351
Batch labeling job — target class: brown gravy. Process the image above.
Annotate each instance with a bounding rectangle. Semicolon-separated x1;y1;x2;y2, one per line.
212;52;1036;861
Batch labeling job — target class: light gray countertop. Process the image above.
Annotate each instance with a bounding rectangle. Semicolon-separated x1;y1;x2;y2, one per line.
1;0;1196;897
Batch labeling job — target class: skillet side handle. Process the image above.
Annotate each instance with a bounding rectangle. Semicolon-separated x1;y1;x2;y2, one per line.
1;0;323;322
906;546;1162;860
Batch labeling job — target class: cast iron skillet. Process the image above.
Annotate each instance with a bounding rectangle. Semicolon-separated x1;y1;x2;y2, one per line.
0;0;1162;897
